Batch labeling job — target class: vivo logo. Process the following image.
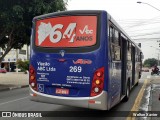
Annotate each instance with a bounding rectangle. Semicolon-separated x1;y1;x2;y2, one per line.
79;25;93;34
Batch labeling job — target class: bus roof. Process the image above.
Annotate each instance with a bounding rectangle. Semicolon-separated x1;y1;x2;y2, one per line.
33;10;142;52
33;10;102;21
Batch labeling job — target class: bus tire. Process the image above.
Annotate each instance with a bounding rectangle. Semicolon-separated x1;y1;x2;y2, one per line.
135;80;139;86
123;81;130;102
138;72;141;79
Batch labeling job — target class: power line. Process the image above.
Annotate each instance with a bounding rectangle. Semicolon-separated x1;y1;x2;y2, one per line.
126;27;160;32
118;15;160;29
119;21;160;25
117;17;160;23
130;31;160;37
132;38;160;40
123;22;160;29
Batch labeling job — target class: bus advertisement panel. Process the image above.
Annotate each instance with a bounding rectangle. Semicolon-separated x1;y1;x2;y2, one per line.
35;16;97;48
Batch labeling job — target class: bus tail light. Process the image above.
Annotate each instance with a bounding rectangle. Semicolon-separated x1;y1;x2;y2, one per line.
96;71;103;77
90;67;104;97
29;65;37;91
95;79;101;85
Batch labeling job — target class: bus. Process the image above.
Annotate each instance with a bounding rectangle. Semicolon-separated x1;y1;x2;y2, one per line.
29;10;143;110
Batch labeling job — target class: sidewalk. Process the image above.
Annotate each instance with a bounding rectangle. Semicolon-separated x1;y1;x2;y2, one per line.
145;75;160;120
149;76;160;111
0;72;29;91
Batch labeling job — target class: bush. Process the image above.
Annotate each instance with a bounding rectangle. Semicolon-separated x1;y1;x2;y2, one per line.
16;59;29;72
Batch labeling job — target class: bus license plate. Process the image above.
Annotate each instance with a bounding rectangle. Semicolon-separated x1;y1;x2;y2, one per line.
56;88;69;95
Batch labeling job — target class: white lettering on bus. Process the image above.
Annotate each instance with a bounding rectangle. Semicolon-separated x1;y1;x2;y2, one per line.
79;25;93;34
38;22;76;45
37;62;50;66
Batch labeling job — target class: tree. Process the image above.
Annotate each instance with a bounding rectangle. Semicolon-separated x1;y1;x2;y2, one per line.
0;0;67;63
143;58;158;67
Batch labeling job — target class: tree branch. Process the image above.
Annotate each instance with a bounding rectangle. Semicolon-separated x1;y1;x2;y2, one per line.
0;29;7;42
0;46;12;64
7;27;14;47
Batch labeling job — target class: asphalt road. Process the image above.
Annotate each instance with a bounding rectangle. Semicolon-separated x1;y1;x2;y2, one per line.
0;73;149;120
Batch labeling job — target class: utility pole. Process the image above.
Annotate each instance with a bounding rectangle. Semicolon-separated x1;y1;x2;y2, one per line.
27;45;29;60
16;49;19;73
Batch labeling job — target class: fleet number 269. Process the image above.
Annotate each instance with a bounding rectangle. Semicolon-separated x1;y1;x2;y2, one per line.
69;66;82;73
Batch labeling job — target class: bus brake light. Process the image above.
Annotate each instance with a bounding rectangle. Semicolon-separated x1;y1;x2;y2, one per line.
30;69;34;74
96;71;103;77
90;67;104;97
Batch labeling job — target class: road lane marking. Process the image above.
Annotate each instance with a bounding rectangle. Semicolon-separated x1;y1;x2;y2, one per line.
0;96;29;106
126;79;148;120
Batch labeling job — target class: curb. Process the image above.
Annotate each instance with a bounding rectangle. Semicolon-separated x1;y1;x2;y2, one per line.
148;79;152;111
148;80;152;120
0;85;29;92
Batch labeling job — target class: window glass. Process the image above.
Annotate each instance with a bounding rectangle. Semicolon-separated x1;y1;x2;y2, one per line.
110;26;114;43
111;44;115;60
114;46;121;60
127;42;132;61
114;29;119;45
110;26;121;61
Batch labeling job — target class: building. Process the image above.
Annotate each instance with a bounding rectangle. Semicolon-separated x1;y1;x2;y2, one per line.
0;45;30;72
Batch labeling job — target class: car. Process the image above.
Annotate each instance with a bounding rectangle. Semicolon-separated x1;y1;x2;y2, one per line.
0;68;7;73
142;67;149;72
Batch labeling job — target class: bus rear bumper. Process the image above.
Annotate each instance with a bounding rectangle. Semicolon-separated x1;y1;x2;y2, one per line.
29;86;108;110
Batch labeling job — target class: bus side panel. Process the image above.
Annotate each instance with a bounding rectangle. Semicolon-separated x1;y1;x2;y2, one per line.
110;62;121;108
107;17;112;110
135;51;141;84
107;19;121;109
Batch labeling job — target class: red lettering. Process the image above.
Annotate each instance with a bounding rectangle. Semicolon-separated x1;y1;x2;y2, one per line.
73;59;92;64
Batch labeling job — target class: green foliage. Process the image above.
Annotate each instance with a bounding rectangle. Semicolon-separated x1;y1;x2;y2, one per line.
144;64;150;68
16;60;29;71
143;58;158;67
0;0;67;63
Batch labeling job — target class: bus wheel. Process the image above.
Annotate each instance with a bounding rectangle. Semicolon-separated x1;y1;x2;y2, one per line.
135;80;139;86
123;81;130;102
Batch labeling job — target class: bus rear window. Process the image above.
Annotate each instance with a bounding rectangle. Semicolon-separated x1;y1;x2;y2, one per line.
35;16;97;48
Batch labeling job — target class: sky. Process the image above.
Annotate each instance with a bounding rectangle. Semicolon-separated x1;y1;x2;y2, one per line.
67;0;160;60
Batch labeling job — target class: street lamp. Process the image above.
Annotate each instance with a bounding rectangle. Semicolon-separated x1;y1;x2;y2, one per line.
137;1;160;12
